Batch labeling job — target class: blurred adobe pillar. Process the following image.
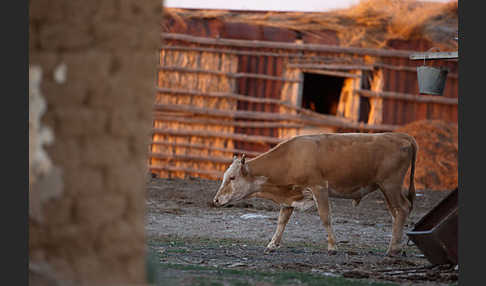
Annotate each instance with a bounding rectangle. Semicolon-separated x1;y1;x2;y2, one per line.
29;0;161;284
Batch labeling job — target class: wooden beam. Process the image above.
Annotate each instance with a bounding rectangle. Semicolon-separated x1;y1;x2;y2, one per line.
162;33;413;58
153;103;398;132
162;45;300;58
163;45;377;61
160;44;458;78
302;69;361;78
409;51;458;60
373;63;458;79
149;165;223;178
150;140;261;157
157;87;286;105
355;89;458;105
149;152;233;164
153;114;304;129
374;63;418;72
288;63;374;70
154;102;290;121
155;87;355;125
152;128;284;145
158;66;302;83
289;58;364;65
154;103;355;127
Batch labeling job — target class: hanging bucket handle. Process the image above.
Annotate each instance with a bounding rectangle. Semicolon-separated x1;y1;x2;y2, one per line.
422;47;441;66
417;47;448;95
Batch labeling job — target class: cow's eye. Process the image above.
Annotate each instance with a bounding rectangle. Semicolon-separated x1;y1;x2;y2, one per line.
229;176;235;180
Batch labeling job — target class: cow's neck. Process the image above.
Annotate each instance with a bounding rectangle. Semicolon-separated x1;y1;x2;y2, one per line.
246;162;304;206
247;154;277;179
249;182;305;206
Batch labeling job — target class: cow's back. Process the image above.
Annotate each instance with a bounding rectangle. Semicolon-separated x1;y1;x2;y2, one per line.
313;133;414;191
248;133;414;191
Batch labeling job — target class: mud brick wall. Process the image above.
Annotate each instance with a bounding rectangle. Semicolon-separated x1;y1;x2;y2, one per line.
29;0;161;284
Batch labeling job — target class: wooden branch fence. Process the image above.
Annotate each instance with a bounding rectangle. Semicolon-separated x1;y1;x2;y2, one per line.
149;152;233;165
355;89;458;105
287;63;374;70
301;69;361;78
161;43;458;79
153;103;397;131
151;85;454;179
153;34;458;179
152;128;284;145
150;140;261;157
149;165;223;178
161;32;413;58
155;87;360;124
372;63;458;79
158;66;302;83
153;114;304;129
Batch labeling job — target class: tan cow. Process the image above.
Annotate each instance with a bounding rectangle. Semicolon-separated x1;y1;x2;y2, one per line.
213;132;417;256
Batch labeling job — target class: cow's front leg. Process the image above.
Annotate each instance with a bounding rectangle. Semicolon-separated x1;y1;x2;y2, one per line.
310;182;338;254
265;206;294;253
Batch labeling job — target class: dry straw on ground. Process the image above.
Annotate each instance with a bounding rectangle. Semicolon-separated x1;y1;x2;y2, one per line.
396;120;458;191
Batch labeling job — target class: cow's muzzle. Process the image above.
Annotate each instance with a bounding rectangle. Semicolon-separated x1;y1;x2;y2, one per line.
213;197;222;207
213;194;230;207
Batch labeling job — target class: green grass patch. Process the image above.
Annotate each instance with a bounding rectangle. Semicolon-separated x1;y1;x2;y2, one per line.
157;263;398;286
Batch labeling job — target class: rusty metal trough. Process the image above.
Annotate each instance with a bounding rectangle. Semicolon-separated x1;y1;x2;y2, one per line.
406;188;458;265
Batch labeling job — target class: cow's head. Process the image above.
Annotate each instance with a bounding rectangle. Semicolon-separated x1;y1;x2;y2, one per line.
213;154;266;207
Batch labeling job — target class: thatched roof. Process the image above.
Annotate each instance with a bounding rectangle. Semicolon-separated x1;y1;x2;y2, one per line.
164;0;458;50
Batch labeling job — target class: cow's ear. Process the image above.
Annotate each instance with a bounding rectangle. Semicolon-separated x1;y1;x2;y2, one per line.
241;154;246;164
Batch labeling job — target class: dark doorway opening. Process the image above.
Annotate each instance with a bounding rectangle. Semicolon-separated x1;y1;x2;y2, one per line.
301;72;344;115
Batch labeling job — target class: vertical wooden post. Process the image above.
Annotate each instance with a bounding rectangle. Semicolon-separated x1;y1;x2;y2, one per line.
338;70;362;122
279;67;302;138
367;69;384;124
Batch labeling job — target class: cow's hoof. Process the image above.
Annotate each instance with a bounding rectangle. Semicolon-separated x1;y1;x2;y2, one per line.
264;247;276;254
327;250;338;256
264;243;280;254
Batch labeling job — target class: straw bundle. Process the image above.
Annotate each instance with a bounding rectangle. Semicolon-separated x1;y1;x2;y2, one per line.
396;119;458;191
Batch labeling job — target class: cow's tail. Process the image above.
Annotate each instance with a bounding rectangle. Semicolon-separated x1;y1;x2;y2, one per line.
407;136;418;210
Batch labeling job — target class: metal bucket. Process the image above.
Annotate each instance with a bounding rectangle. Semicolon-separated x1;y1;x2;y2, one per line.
417;66;448;95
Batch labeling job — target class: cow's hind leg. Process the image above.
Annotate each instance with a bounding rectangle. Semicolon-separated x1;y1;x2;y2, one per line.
265;206;294;253
379;179;412;257
310;182;337;254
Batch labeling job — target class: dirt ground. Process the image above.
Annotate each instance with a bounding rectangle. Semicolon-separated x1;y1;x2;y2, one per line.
146;177;458;285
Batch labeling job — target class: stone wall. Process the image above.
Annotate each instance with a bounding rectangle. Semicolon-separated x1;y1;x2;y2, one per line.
29;1;161;284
